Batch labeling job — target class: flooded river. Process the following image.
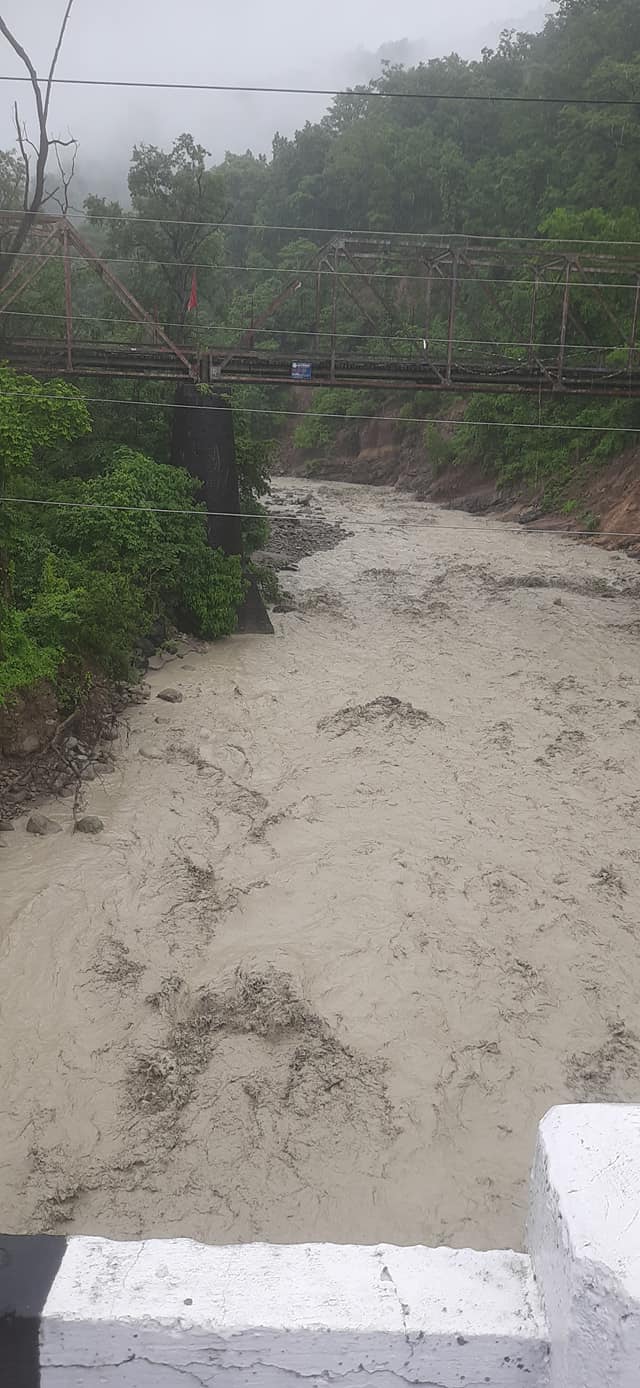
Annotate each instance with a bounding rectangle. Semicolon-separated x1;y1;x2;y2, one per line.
2;480;640;1251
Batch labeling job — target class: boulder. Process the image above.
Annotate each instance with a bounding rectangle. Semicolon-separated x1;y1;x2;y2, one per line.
20;733;41;756
75;816;104;835
518;504;544;525
157;688;183;704
127;683;151;706
26;814;62;836
148;652;176;671
137;636;156;658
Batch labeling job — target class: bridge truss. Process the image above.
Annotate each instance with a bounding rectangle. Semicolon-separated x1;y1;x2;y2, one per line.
1;217;640;398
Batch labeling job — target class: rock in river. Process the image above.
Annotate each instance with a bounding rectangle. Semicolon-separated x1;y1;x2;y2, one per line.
26;814;62;836
157;688;183;703
75;816;104;835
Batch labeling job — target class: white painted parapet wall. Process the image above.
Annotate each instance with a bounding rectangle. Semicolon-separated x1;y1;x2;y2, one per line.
2;1105;639;1386
529;1104;640;1388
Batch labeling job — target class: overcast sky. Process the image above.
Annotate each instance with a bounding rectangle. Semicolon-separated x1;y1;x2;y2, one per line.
0;0;551;195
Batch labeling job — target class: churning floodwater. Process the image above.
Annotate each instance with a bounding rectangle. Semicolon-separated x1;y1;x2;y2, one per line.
2;479;640;1250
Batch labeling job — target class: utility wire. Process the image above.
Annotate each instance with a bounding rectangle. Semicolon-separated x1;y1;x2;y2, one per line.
0;388;637;436
1;245;637;290
2;494;640;543
2;207;640;251
0;306;627;353
0;73;639;106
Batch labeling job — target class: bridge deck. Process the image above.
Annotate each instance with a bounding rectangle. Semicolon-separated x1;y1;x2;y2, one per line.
3;339;640;397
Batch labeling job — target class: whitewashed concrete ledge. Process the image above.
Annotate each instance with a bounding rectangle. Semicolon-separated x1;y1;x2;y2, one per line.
2;1104;640;1387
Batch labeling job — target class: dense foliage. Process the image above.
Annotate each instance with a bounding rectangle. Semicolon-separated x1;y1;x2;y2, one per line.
200;0;639;499
0;368;245;705
239;0;640;239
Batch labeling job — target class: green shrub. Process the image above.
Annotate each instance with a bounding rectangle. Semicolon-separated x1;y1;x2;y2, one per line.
293;415;334;451
0;608;61;703
424;422;455;476
1;445;247;704
47;448;246;636
292;389;373;452
452;394;634;493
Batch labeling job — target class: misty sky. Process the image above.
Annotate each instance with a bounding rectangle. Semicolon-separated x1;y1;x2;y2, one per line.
0;0;551;195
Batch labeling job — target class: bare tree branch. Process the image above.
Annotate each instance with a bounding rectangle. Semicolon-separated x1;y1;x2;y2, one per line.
40;184;62;209
13;102;30;211
48;138;78;215
44;1;75;125
0;15;47;194
0;2;77;286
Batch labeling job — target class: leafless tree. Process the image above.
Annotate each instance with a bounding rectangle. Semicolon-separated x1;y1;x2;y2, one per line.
0;1;78;285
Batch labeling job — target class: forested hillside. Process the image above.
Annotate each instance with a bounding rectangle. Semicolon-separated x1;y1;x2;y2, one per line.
1;0;639;715
227;0;640;239
204;0;639;496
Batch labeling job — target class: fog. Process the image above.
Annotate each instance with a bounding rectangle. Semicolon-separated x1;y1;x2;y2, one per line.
0;0;551;196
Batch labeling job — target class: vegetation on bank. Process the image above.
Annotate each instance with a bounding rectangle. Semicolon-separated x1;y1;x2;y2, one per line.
0;367;246;706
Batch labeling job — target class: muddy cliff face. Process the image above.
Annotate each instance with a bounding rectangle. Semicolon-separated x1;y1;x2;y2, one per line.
276;397;431;491
276;390;640;560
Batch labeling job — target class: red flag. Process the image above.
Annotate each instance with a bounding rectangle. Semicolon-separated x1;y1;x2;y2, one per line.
187;272;198;313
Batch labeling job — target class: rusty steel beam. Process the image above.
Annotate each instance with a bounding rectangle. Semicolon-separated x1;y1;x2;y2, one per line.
340;243;411;357
446;251;459;386
339;231;640;275
423;258;434;346
223;274;304;365
457;249;554;388
329;244;339;383
573;254;629;344
413;257;446;385
64;221;197;379
421;260;441;381
7;338;640;396
332;268;381;333
528;275;539;364
629;277;640;371
217;238;334;370
63;225;73;373
341;245;396;320
314;267;322;336
0;225;61;315
556;261;574;387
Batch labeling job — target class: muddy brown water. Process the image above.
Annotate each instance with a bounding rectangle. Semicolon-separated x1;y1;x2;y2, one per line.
2;480;640;1250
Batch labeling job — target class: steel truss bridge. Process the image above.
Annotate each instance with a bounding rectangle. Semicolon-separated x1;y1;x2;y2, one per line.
1;217;640;398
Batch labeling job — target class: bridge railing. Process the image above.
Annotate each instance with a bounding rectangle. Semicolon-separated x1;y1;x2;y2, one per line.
2;1104;640;1386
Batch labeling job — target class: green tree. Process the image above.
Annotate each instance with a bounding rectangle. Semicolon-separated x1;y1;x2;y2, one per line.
85;134;226;334
0;366;91;600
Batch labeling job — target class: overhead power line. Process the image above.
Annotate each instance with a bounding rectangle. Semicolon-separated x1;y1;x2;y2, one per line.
1;244;637;290
0;387;637;437
2;207;640;250
0;73;638;106
3;494;640;543
0;305;625;353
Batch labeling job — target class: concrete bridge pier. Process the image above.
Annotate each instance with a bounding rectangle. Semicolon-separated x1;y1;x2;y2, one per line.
170;383;273;633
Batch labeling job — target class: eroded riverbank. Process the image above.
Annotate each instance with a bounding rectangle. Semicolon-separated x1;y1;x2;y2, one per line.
2;480;640;1250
